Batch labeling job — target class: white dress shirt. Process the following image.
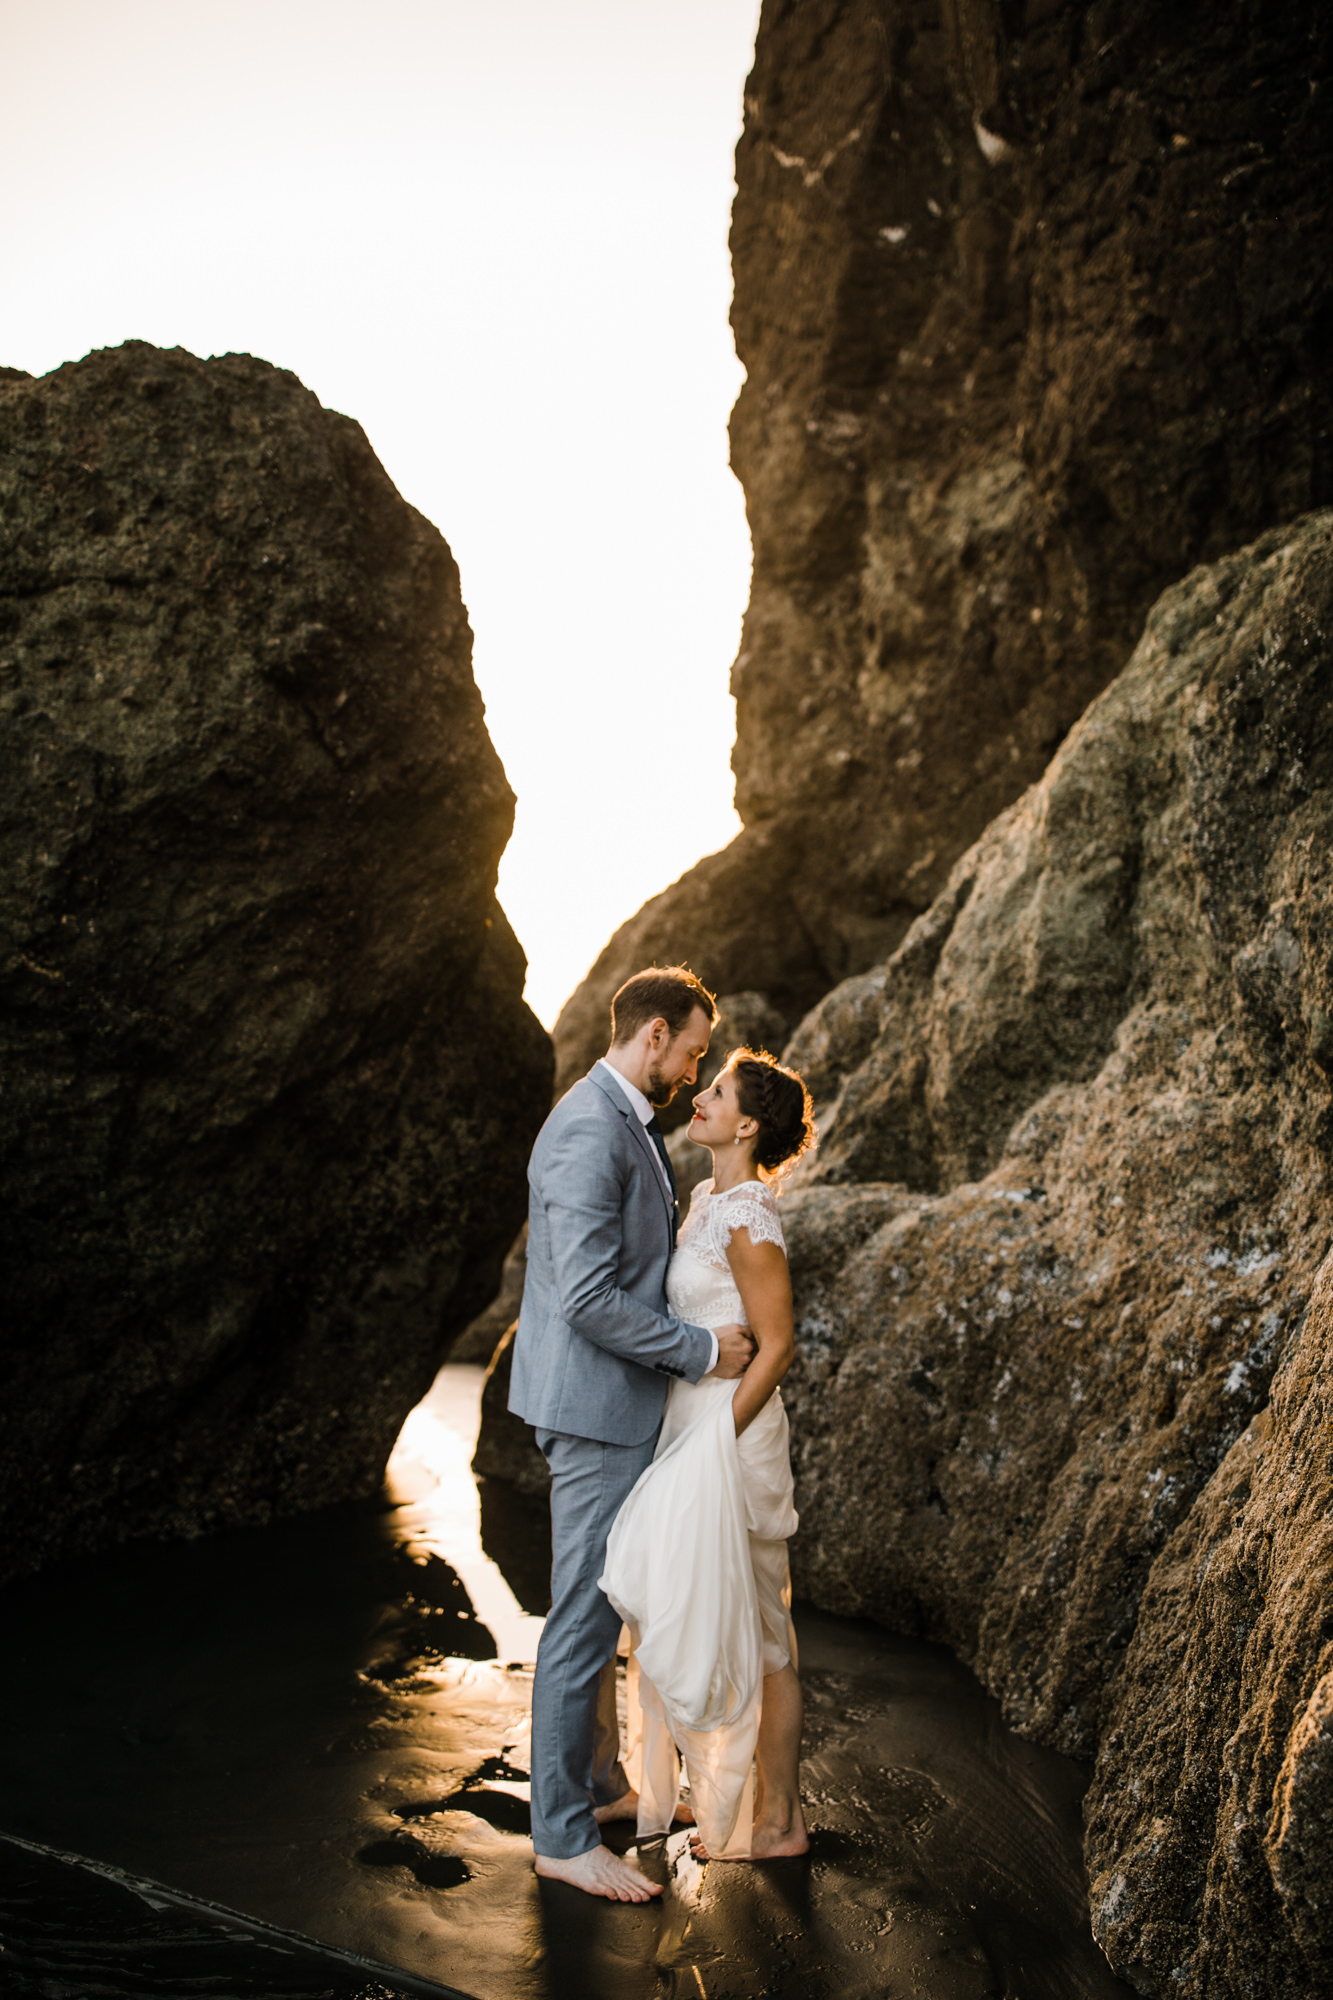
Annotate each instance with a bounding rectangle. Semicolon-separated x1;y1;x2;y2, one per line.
597;1057;719;1374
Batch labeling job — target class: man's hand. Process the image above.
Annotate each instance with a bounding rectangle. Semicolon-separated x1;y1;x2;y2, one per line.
711;1322;755;1379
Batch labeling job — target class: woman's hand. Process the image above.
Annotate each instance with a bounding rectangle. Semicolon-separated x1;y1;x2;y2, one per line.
724;1229;795;1435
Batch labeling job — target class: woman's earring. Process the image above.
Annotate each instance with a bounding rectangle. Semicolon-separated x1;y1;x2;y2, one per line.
734;1135;741;1146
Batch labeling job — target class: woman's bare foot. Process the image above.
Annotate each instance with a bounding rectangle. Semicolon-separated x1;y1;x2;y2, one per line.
593;1788;695;1826
688;1810;809;1862
592;1789;637;1824
750;1811;810;1858
534;1844;662;1900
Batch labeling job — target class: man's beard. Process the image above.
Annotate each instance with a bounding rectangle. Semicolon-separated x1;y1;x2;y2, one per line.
645;1062;685;1108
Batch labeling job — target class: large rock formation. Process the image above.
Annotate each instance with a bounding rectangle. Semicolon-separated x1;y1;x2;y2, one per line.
1086;1257;1333;1997
553;0;1333;1090
776;512;1333;1996
0;343;553;1586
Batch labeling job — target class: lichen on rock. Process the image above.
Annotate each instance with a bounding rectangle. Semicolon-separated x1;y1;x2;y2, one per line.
0;341;553;1585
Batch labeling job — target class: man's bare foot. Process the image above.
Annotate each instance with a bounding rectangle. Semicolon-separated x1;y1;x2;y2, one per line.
688;1811;809;1862
593;1788;695;1826
534;1844;663;1900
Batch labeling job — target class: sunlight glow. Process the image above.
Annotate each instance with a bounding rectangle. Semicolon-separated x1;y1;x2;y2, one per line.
386;1364;545;1666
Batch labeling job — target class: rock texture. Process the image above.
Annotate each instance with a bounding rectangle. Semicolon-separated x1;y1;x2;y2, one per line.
553;0;1333;1091
450;1224;529;1365
774;512;1333;1995
473;1327;551;1500
0;342;553;1585
1086;1254;1333;1998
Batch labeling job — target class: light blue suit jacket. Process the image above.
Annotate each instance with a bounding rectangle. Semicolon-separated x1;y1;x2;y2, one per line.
508;1064;714;1446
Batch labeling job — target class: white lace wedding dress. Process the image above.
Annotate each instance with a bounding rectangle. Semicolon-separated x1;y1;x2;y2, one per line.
600;1177;798;1858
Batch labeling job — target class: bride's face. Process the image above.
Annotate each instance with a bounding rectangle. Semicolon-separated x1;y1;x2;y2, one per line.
687;1065;756;1151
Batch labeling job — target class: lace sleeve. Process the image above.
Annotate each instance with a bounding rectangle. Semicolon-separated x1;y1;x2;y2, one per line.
712;1186;786;1258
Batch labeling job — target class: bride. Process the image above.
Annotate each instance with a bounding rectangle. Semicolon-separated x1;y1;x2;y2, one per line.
599;1047;815;1861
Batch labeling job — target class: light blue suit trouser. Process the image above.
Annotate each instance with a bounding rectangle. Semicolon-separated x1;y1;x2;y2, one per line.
530;1427;658;1858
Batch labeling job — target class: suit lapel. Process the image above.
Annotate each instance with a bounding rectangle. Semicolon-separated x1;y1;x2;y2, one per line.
587;1064;676;1238
628;1113;677;1236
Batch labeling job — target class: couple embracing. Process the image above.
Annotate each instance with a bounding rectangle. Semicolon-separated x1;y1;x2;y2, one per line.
509;964;815;1902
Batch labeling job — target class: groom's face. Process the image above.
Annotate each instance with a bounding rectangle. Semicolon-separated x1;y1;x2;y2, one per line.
645;1007;713;1108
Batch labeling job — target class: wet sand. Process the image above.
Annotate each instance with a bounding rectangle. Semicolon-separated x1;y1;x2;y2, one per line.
0;1831;438;1999
0;1367;1132;1999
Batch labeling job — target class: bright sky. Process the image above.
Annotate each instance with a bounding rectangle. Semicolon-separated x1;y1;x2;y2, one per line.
3;0;758;1027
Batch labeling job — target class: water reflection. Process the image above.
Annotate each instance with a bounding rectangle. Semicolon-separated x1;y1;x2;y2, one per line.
0;1364;1134;2000
385;1365;545;1666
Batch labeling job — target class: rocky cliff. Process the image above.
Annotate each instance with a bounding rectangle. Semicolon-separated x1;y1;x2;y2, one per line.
0;342;553;1585
477;4;1333;1987
475;503;1333;1992
553;0;1333;1090
777;511;1333;1996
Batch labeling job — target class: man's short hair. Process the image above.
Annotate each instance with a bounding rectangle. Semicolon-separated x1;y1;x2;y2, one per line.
610;965;718;1047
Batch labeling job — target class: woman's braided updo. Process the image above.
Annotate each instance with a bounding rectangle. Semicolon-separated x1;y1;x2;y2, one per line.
729;1047;816;1179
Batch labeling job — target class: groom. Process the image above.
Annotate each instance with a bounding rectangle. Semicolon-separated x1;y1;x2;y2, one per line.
510;964;754;1901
